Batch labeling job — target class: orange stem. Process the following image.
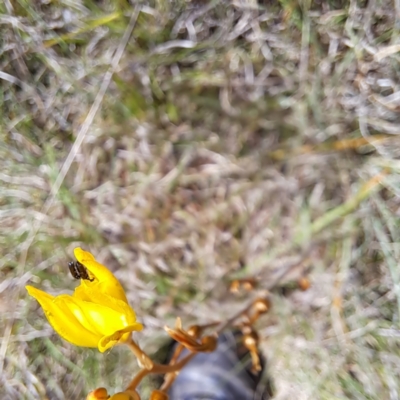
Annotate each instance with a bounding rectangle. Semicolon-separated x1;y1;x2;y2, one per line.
126;337;154;370
126;352;196;391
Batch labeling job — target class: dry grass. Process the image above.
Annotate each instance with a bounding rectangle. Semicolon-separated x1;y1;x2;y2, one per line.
1;0;400;399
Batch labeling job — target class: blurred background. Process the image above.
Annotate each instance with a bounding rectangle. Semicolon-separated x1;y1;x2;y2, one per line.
1;0;400;399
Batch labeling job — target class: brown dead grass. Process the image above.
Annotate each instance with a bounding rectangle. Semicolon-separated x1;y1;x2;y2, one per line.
1;0;400;399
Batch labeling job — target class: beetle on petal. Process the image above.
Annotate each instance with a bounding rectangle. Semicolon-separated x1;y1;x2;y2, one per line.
26;248;143;353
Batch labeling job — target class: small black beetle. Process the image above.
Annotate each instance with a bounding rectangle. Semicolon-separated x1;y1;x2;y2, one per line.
68;261;94;281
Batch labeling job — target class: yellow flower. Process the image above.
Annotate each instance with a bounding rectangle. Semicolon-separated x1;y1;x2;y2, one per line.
26;247;143;352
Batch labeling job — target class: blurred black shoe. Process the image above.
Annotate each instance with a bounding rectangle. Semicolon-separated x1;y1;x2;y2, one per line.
168;330;273;400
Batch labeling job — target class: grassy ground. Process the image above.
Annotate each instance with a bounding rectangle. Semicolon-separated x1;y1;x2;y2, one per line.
1;0;400;399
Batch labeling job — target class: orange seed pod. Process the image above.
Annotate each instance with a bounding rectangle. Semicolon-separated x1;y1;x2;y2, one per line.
150;390;169;400
86;388;109;400
298;277;311;291
252;298;270;314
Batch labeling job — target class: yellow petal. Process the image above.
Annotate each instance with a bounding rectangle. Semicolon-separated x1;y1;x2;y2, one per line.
74;286;137;322
26;286;99;348
74;248;128;302
61;296;137;337
98;324;143;353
